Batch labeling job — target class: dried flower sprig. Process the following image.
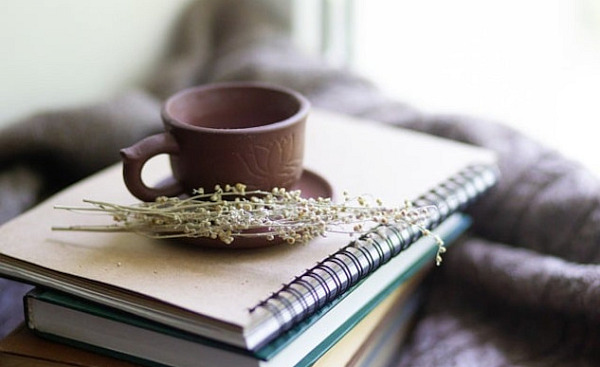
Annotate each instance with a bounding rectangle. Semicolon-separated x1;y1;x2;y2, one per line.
53;183;446;265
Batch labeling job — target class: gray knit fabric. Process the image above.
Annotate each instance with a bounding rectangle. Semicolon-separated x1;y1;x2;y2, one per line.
1;1;599;365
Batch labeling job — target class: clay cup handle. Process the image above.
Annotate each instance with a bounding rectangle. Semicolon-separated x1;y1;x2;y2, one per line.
120;132;184;202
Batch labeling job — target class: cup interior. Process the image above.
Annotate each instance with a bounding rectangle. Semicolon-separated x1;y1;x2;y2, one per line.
165;84;305;129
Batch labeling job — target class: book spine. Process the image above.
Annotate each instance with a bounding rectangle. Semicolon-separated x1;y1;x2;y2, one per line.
248;164;499;348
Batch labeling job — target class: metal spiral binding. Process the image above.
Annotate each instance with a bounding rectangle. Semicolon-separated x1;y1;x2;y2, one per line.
248;164;499;347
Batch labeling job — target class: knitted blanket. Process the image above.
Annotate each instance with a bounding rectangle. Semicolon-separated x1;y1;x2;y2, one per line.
1;1;599;365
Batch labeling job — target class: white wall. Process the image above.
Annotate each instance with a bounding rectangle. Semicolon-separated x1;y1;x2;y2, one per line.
351;0;600;176
0;0;194;126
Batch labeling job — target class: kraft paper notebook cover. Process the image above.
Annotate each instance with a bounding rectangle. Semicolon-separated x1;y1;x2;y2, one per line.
0;109;497;351
26;215;467;367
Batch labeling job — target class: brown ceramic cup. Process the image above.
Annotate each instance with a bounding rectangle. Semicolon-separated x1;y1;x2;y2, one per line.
120;82;310;202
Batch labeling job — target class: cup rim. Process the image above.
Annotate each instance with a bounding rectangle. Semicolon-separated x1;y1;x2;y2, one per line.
161;81;310;133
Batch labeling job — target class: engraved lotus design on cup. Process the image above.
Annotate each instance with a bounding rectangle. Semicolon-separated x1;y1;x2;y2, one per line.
234;133;303;189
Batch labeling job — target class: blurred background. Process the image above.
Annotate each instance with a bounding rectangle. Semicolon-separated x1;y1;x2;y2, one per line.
295;0;600;176
2;0;599;175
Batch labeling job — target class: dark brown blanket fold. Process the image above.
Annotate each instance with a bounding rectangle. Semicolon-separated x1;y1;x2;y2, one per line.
1;1;599;365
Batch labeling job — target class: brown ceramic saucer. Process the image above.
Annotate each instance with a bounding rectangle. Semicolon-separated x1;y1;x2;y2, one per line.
167;169;333;249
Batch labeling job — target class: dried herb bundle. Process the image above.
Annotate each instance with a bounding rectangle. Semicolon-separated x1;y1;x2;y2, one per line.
54;183;446;264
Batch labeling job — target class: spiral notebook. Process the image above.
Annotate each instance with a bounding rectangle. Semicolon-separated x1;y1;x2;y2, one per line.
0;109;497;352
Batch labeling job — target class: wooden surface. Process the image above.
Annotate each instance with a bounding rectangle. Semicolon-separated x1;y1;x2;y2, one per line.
0;324;139;367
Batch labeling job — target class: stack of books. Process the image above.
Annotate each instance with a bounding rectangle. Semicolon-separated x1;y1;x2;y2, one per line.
0;110;497;367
